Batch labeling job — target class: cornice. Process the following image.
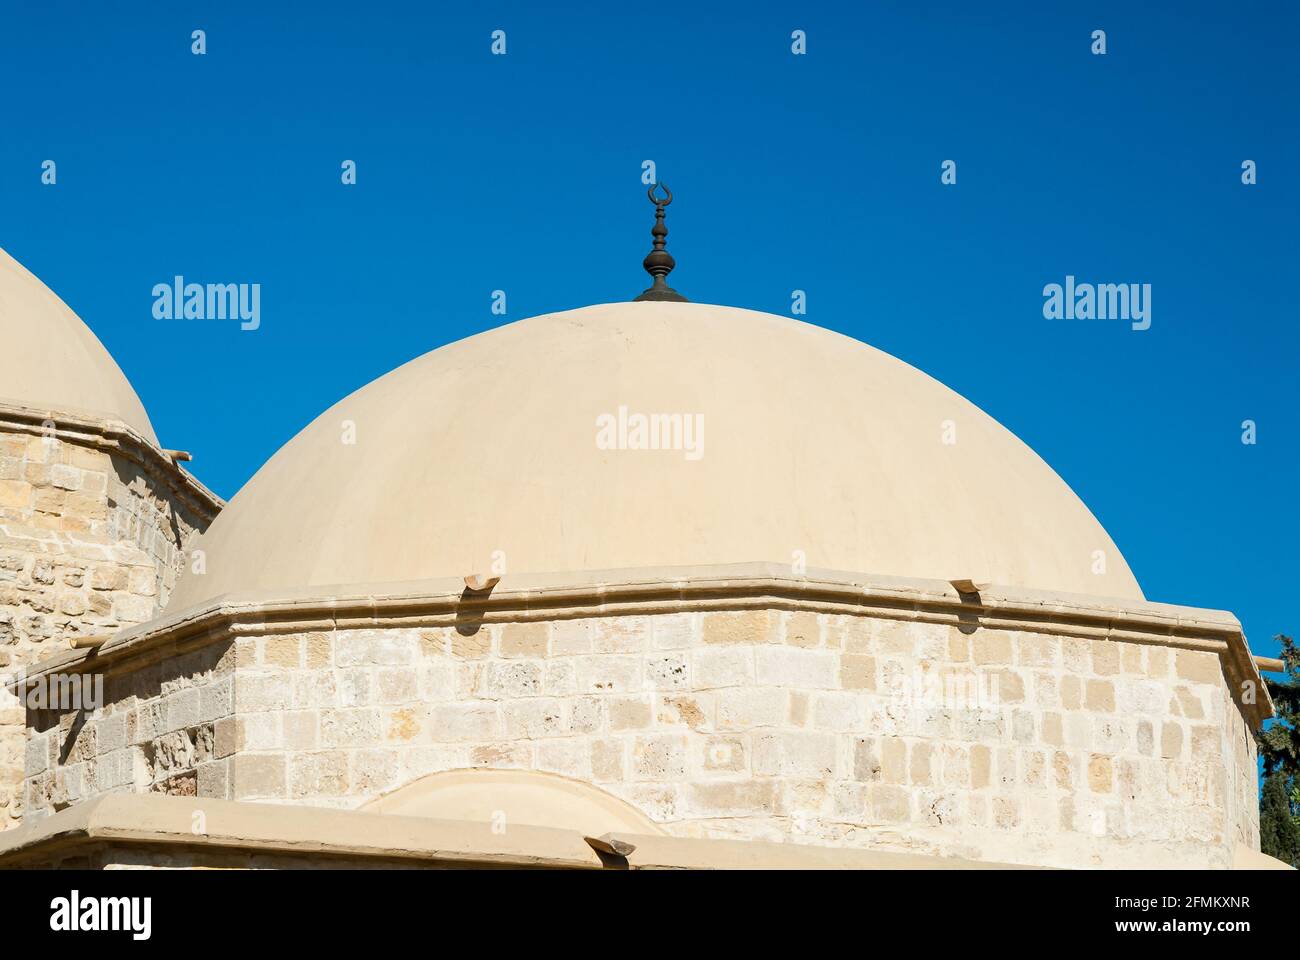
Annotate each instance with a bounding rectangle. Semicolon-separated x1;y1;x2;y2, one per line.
9;562;1274;728
0;398;223;523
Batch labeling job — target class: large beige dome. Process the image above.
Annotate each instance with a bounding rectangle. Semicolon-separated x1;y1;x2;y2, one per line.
169;302;1141;610
0;246;156;443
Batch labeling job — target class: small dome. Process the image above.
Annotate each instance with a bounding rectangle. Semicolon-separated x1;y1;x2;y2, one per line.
169;302;1141;610
0;246;156;444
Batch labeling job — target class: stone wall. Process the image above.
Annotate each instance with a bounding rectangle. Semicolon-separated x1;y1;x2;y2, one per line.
20;603;1261;868
0;419;219;829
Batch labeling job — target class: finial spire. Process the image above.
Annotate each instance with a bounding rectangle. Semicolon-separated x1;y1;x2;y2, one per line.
634;182;688;302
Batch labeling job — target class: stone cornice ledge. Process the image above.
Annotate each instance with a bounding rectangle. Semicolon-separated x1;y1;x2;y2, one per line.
10;561;1273;727
0;794;1024;869
0;398;223;522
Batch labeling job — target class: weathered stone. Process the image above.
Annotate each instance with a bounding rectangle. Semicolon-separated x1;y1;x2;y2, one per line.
499;621;548;659
1175;650;1222;685
607;696;653;731
230;754;287;800
1087;754;1113;793
702;610;778;646
784;612;821;648
839;654;876;691
972;631;1013;665
1086;679;1115;713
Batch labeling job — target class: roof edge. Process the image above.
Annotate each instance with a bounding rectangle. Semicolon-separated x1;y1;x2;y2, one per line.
0;398;223;522
0;793;1027;869
10;561;1272;728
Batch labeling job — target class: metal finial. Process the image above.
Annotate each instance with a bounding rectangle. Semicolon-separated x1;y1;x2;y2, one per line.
633;182;688;302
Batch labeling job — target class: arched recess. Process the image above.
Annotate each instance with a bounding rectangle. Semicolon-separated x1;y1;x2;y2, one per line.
361;769;666;836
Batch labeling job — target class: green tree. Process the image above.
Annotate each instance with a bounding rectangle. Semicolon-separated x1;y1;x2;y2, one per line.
1256;634;1300;866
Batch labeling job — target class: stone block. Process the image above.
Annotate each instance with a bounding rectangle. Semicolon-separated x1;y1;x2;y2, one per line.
755;647;837;688
881;736;907;783
699;735;747;775
812;691;862;731
991;669;1025;705
972;631;1013;665
197;758;230;799
502;699;565;739
870;784;910;822
377;667;419;703
450;629;492;659
549;619;592;655
230;754;286;800
784;611;821;648
645;654;688;689
715;687;786;730
283;711;319;750
650;613;696;649
468;741;531;768
631;734;687;780
590;739;626;782
1175;650;1222;685
691;647;753;688
702;610;778;646
1016;635;1059;668
320;708;383;747
426;697;496;744
536;739;589;780
839;654;876;691
262;636;301;668
753;730;836;779
657;694;710;730
1087;754;1113;793
1086;679;1115;712
970;744;992;789
164;688;201;732
289;751;349;798
351;748;400;794
499;621;548;658
234;672;291;713
579;655;641;694
608;696;654;732
199;678;233;721
1091;640;1121;675
304;632;333;668
384;705;426;743
591;617;648;654
685;780;778;818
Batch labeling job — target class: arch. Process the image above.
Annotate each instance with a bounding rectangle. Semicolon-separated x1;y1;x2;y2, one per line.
360;768;666;836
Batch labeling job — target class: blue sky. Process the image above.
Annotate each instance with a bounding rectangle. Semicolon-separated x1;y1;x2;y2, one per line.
1;2;1295;660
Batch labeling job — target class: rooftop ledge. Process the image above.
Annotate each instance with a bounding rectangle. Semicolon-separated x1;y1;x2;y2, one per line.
0;397;224;522
8;561;1274;727
1;793;1288;870
0;793;1029;869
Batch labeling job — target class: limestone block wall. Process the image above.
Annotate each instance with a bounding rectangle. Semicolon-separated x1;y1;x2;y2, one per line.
0;416;219;829
20;603;1261;868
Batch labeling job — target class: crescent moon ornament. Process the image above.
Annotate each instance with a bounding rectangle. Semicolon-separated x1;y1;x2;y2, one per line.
633;182;687;302
647;182;673;206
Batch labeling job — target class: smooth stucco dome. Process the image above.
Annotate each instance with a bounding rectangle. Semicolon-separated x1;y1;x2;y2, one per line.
169;302;1141;610
0;246;157;444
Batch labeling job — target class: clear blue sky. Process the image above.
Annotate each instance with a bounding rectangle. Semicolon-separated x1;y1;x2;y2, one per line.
1;2;1295;660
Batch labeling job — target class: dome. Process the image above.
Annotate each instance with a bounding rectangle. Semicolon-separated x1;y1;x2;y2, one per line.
0;246;157;444
169;302;1141;610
